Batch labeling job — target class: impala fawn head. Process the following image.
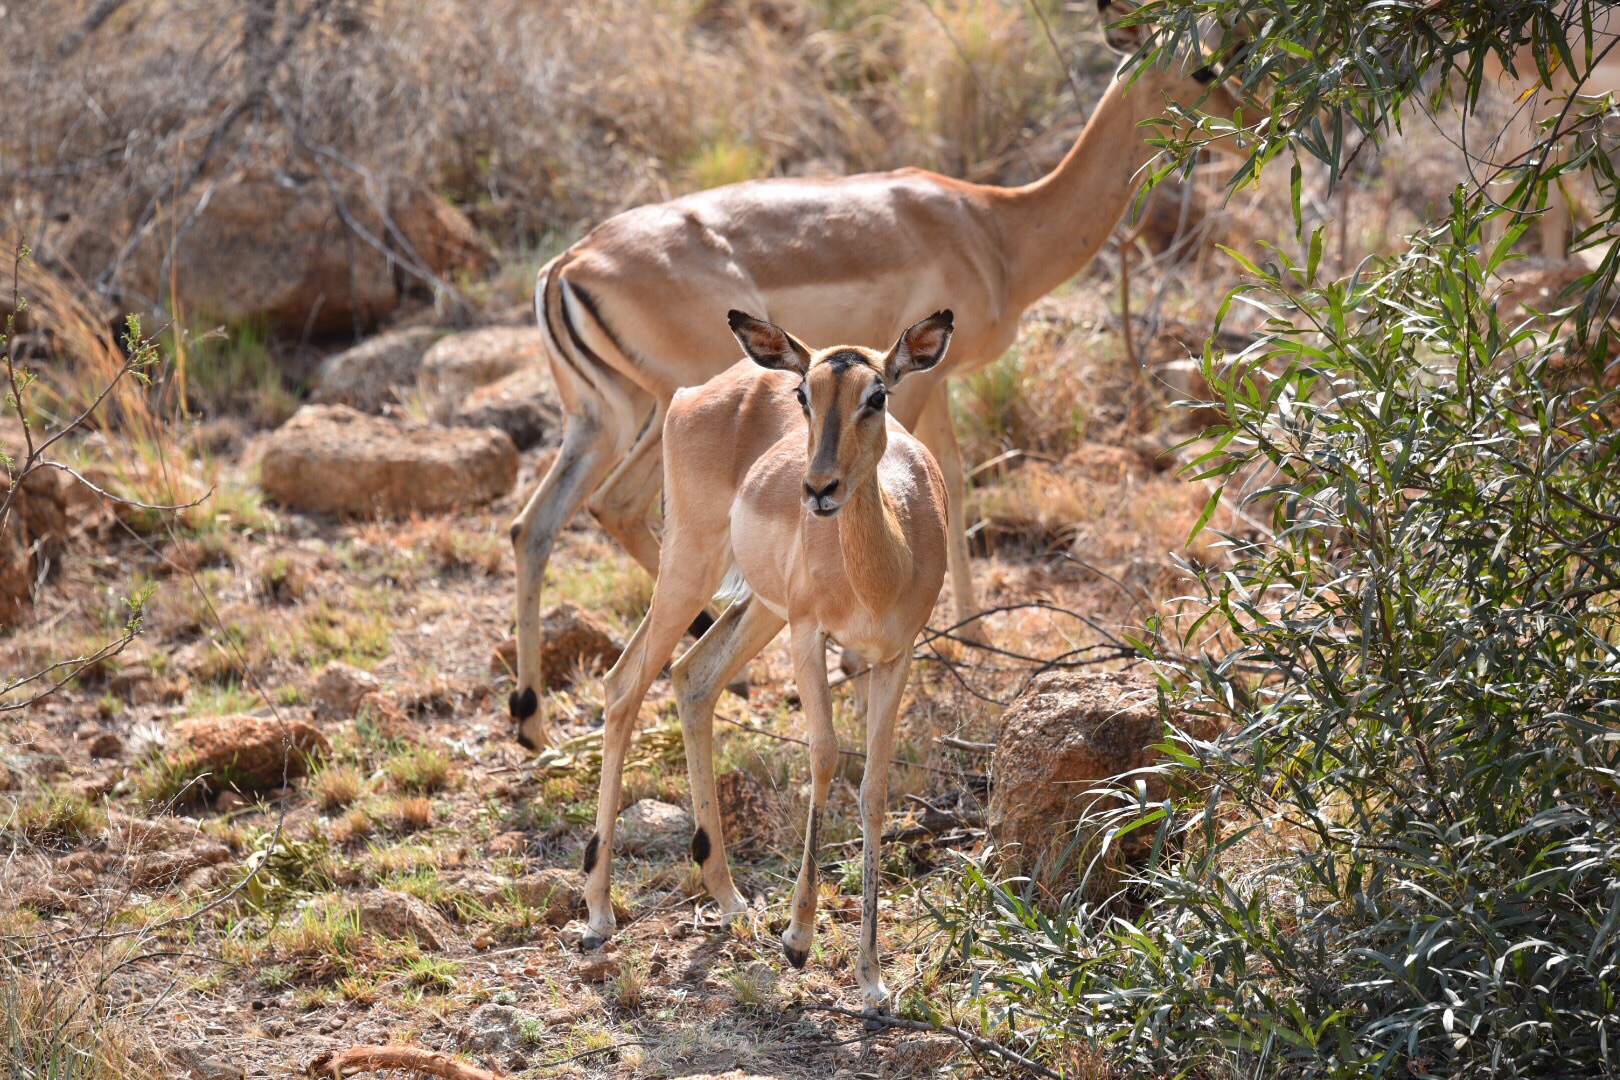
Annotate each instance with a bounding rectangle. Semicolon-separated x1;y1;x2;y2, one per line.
727;310;954;518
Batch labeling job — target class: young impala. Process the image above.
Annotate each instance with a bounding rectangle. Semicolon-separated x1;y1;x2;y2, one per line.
579;311;953;1009
507;0;1260;749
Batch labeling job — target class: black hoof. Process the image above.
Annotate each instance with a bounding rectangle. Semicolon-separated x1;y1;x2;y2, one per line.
580;931;607;952
863;1013;887;1033
509;687;538;721
783;943;809;970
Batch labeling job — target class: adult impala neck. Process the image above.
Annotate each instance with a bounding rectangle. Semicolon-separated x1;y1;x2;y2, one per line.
834;474;910;612
997;67;1181;309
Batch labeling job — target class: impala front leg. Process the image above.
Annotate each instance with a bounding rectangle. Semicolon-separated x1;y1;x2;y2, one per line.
853;655;908;1009
672;595;785;919
783;626;837;969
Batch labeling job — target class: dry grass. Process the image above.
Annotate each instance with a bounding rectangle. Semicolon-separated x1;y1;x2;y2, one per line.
0;967;161;1080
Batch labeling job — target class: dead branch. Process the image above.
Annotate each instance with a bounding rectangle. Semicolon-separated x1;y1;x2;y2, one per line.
307;1046;506;1080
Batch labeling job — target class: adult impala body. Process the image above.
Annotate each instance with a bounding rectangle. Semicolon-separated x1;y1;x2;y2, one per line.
581;311;953;1007
507;0;1257;749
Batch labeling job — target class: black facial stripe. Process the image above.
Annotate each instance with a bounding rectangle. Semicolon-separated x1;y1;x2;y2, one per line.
1192;64;1216;85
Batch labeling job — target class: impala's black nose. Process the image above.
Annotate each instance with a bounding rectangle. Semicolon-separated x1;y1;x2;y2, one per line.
805;478;839;501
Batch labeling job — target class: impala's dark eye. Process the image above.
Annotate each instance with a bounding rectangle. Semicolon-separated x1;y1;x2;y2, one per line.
866;388;886;412
794;386;808;411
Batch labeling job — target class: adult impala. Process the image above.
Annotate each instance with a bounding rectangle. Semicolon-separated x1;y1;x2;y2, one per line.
508;0;1258;748
581;311;953;1008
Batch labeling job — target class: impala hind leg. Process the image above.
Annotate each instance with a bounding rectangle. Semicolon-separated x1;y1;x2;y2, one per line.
508;413;619;749
852;655;909;1009
588;404;666;581
782;626;836;970
914;388;983;646
672;595;786;918
581;540;726;950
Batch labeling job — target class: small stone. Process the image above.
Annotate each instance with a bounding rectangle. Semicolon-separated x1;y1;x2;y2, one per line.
617;799;693;856
82;729;124;760
537;603;624;689
574;950;621;983
311;662;381;723
355;889;451;951
488;830;529;858
131;843;232;889
555;920;590;951
161;1043;246;1080
458;1002;539;1054
451;366;561;450
510;867;582;927
214;791;249;813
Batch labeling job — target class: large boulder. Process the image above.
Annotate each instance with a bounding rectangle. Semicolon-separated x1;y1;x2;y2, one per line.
418;327;547;423
59;166;492;335
259;405;518;516
167;714;329;791
309;327;441;413
988;671;1214;883
0;469;71;627
452;366;562;450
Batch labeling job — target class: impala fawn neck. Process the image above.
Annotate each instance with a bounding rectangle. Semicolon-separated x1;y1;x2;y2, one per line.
835;472;911;614
998;70;1179;309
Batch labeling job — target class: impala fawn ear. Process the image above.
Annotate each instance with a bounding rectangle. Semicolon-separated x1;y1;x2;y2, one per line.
1098;0;1148;54
882;310;953;385
728;310;812;375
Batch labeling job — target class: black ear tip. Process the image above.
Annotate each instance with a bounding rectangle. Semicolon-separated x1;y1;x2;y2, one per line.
727;309;751;330
934;309;954;327
1096;0;1110;9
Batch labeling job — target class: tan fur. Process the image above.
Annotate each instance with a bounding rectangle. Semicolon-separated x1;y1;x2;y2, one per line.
1482;2;1620;257
579;313;952;1008
505;1;1256;748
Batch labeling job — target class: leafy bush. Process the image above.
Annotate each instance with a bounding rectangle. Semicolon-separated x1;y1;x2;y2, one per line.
938;194;1620;1076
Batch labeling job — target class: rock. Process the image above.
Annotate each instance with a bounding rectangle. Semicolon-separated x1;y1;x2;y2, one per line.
131;842;232;889
458;1002;539;1054
617;799;693;856
83;729;124;760
105;814;192;853
488;830;529;858
311;661;380;722
107;668;190;706
259;405;518;517
418;328;547;423
451;366;561;450
167;714;329;792
535;603;624;689
62;166;492;336
574;949;622;983
510;867;582;927
355;889;451;950
987;671;1215;882
309;326;441;413
716;770;773;854
0;469;70;626
162;1043;246;1080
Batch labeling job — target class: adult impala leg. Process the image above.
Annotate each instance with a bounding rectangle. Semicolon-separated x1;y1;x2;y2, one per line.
913;387;982;644
782;625;837;970
508;412;619;749
581;536;727;949
671;595;786;917
852;655;908;1009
